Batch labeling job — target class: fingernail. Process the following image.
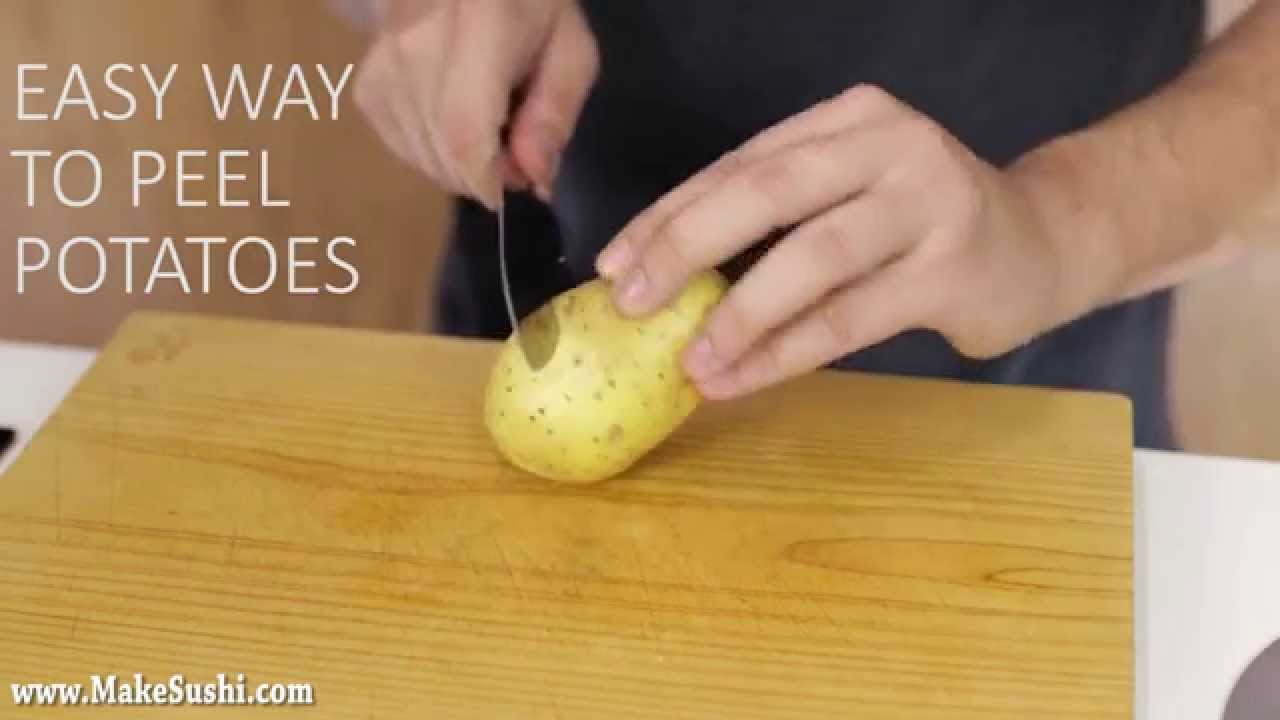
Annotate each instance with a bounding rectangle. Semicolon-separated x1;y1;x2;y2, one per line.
597;239;632;278
501;156;530;191
532;149;561;203
545;151;562;185
685;337;719;380
533;124;563;181
474;153;505;210
618;268;649;309
697;373;737;401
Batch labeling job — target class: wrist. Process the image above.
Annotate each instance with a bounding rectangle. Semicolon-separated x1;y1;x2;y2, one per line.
1007;133;1134;318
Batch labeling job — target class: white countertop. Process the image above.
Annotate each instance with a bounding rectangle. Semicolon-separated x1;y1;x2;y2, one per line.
2;339;1276;718
0;340;97;476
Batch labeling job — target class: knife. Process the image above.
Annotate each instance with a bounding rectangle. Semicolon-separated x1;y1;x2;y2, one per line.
496;195;520;344
496;119;558;371
373;46;555;370
497;196;560;372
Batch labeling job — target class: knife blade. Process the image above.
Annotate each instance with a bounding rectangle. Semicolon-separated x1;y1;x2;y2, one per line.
495;113;559;371
497;197;520;342
496;193;559;371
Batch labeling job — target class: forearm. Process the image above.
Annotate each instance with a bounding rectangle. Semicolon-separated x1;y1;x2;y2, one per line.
1014;2;1280;308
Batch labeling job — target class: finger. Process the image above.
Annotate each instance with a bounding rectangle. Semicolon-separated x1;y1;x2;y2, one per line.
509;6;600;200
384;8;464;191
598;84;905;277
697;262;930;400
612;121;909;316
354;66;421;170
374;0;428;31
435;0;548;209
501;154;531;191
683;193;919;381
385;69;453;181
363;44;458;181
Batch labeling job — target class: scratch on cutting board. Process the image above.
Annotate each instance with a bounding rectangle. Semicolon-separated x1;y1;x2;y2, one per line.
111;379;128;527
490;536;528;602
225;527;240;567
458;540;484;582
738;595;765;638
795;591;841;639
492;528;565;661
628;533;661;642
53;421;66;544
54;464;62;539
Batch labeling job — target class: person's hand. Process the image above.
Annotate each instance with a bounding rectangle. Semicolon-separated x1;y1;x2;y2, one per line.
595;85;1113;400
353;0;599;209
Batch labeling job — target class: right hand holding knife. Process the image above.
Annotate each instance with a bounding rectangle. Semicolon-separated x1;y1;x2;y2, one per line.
351;0;599;210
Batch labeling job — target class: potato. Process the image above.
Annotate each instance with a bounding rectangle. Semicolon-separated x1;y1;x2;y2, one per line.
484;270;728;484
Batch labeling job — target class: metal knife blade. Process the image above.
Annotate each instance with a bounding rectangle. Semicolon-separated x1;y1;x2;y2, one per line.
495;112;558;371
497;197;558;371
497;198;521;345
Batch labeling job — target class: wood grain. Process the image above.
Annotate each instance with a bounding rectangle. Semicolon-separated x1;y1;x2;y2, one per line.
0;312;1135;718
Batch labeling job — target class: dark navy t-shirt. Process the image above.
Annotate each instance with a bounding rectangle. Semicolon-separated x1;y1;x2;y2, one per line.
434;1;1205;450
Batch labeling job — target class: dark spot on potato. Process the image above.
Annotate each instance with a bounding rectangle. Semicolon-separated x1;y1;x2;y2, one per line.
607;379;617;389
592;436;600;444
593;391;603;401
573;354;584;368
658;372;666;381
608;424;624;444
529;415;537;423
506;386;513;393
583;324;590;332
538;407;546;415
546;428;554;436
563;393;572;402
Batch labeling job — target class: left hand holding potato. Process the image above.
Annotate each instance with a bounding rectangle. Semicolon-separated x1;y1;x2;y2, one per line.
596;85;1110;401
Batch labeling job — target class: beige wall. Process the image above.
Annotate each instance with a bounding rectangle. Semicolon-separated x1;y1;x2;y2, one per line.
1172;248;1280;462
1;0;451;347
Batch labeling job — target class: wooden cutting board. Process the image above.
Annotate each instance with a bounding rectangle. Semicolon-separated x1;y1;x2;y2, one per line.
0;312;1134;718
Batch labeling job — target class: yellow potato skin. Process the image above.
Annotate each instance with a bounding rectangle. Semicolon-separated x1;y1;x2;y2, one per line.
484;271;728;484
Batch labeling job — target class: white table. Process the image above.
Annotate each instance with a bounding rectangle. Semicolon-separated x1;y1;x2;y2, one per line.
2;339;1276;719
0;340;96;476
